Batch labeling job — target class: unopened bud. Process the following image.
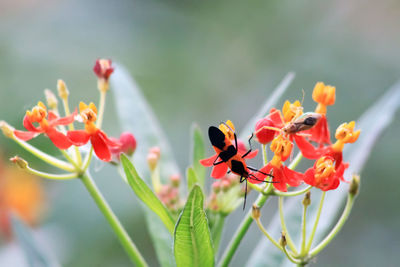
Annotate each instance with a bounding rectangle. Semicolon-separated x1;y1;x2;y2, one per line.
44;89;58;110
119;132;137;156
149;146;161;158
0;121;14;138
252;204;261;220
147;153;158;171
57;79;69;100
221;179;231;192
349;174;360;196
170;174;180;187
279;231;287;247
212;181;221;193
10;156;28;169
302;191;311;207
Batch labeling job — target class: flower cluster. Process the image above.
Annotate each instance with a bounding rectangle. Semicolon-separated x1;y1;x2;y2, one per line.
1;60;138;165
202;82;360;192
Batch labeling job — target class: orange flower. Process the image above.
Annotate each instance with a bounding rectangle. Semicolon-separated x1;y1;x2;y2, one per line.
13;101;76;149
0;162;44;239
67;102;120;162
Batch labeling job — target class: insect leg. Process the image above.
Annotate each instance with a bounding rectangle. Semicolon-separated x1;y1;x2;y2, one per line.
241;133;254;159
247;166;273;177
248;173;278;183
243;179;248;210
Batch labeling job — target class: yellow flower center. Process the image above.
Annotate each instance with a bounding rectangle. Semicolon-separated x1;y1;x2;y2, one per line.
282;100;303;122
314;156;335;183
270;135;293;160
219;120;235;140
26;101;47;123
332;121;361;152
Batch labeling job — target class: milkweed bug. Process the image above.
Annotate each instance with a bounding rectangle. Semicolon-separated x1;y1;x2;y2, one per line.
207;123;274;209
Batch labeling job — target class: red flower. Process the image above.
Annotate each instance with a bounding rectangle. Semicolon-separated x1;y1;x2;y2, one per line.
303;114;331;146
93;59;114;81
304;156;348;191
200;139;258;179
254;134;303;191
13;101;75;150
255;163;303;191
67;102;120;162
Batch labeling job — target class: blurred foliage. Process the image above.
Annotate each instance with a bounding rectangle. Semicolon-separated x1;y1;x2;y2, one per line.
0;0;399;266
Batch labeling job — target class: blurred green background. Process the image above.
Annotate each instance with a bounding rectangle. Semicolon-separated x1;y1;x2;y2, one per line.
0;0;399;266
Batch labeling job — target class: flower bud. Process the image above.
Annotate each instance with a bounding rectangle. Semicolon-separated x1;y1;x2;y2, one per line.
170;174;180;187
0;121;14;138
10;156;28;169
212;181;221;193
252;204;261;219
119;132;137;156
149;146;161;158
147;153;158;171
349;174;360;196
279;231;287;247
57;79;69;100
44;89;58;110
93;59;114;81
221;179;231;192
255;117;275;144
302;191;311;207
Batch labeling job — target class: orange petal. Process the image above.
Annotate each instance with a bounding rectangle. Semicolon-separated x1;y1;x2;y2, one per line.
14;130;37;141
91;132;112;161
211;163;228;179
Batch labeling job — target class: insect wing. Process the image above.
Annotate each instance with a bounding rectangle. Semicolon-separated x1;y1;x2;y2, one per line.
208;126;227;150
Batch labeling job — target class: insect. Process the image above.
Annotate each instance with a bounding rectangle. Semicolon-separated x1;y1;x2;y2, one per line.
208;124;274;209
256;111;322;137
282;112;322;135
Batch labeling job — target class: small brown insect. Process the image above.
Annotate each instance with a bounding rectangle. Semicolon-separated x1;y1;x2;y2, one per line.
282;112;322;134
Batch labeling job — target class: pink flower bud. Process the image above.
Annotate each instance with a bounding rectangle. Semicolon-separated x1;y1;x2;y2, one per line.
147;153;159;171
169;174;180;187
221;179;231;192
119;132;137;156
255;117;275;144
149;147;161;158
93;59;114;81
212;181;221;193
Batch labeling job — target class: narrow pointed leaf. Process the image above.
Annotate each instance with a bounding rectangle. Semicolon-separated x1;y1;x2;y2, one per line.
121;154;175;234
111;65;179;267
191;123;206;188
247;80;400;266
187;167;198;191
174;185;214;267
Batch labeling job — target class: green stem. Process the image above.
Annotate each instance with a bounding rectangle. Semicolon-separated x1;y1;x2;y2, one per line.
211;213;226;253
61;97;82;165
283;245;301;265
80;172;148;267
218;193;269;267
60;149;80;169
13;136;75;172
306;191;325;251
279;196;298;255
96;91;106;129
309;194;355;257
218;152;303;267
273;186;312;197
254;217;283;252
25;166;77;180
300;203;308;256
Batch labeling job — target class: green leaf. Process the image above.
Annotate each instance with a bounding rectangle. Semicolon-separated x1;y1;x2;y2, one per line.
239;72;295;140
191;123;206;188
111;65;179;267
186;167;198;191
247;80;400;266
121;154;175;234
174;185;214;267
11;215;60;267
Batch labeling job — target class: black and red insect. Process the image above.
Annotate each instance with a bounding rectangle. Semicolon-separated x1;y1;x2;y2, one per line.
207;124;275;209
